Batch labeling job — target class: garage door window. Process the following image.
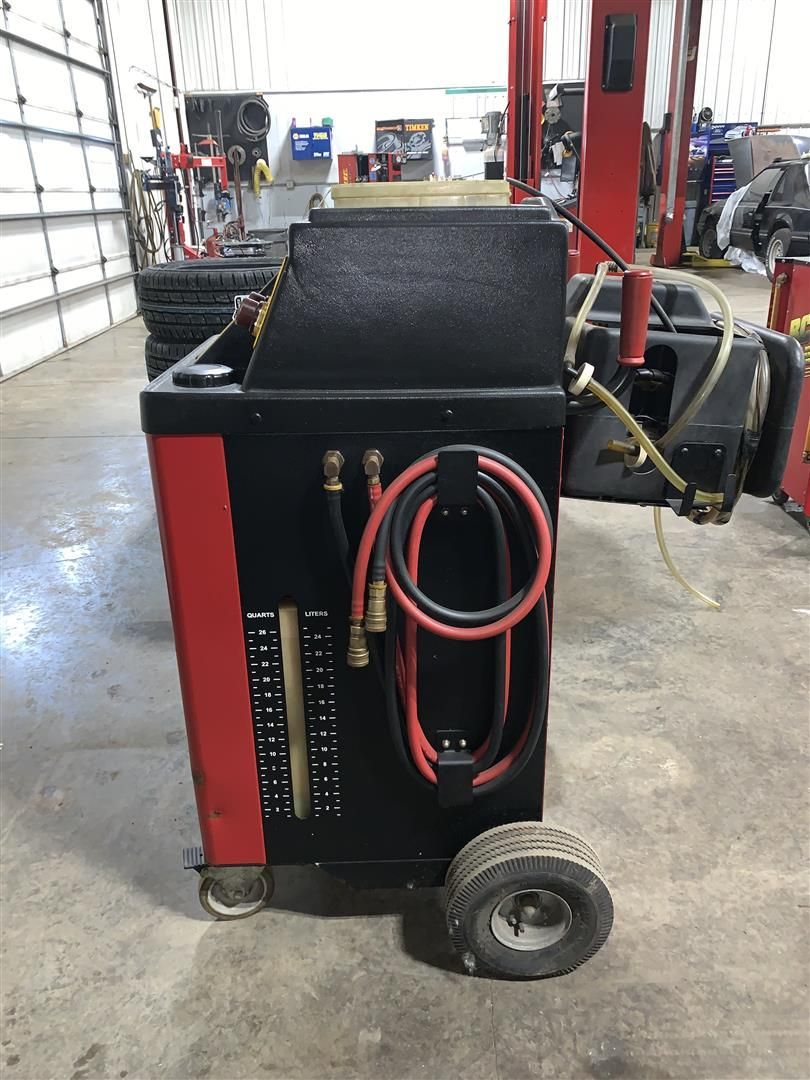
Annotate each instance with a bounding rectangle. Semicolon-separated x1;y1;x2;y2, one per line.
0;0;135;377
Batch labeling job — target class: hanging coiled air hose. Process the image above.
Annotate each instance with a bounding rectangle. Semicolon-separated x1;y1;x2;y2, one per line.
333;447;553;795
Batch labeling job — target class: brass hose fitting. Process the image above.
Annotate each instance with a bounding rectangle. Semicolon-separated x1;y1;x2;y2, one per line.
362;448;384;487
346;619;370;668
365;580;387;633
234;291;268;338
322;449;345;492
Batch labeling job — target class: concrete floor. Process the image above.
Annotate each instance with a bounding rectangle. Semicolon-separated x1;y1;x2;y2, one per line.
1;265;809;1080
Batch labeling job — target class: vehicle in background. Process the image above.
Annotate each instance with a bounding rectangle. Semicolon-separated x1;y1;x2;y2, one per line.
696;159;810;280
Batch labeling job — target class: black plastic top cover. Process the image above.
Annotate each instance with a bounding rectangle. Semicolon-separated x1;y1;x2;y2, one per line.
242;206;569;393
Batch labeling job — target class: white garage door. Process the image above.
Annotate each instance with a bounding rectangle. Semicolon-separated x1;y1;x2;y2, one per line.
0;0;135;377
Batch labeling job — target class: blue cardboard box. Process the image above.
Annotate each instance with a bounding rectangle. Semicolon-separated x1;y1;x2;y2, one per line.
290;126;332;160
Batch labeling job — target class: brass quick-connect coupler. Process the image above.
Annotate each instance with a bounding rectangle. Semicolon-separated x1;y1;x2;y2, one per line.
322;449;345;492
362;447;384;487
364;580;388;633
346;619;370;668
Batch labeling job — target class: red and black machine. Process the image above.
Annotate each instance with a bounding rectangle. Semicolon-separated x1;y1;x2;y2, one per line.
337;151;403;184
141;203;801;979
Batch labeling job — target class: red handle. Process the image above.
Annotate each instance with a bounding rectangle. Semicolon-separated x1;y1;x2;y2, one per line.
618;269;653;367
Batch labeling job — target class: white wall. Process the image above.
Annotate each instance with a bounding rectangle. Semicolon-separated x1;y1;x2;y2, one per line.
234;88;509;231
760;0;810;126
168;0;509;92
543;0;809;130
163;0;512;229
106;0;809;235
103;0;182;170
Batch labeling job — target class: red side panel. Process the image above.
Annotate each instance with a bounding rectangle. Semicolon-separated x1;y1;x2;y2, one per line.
769;260;810;509
147;434;265;866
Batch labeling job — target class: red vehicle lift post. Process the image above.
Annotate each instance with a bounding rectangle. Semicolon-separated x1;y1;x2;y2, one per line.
506;0;546;196
651;0;703;268
576;0;652;273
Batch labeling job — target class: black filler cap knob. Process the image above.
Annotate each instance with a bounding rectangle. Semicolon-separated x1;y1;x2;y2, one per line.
172;363;236;388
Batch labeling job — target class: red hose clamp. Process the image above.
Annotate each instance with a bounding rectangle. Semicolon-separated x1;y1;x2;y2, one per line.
618;269;653;367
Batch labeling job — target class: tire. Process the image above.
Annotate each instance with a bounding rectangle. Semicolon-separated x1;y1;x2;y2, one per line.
144;335;192;381
446;822;613;979
765;228;792;282
699;225;723;260
137;258;281;342
137;257;281;306
141;304;236;343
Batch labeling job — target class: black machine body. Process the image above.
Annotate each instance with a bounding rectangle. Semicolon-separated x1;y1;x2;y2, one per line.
141;204;801;976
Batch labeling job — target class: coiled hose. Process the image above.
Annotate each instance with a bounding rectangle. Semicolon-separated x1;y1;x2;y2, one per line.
344;447;553;795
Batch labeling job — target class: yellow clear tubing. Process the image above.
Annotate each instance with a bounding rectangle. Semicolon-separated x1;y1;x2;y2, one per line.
629;264;735;450
565;260;610;365
583;376;724;505
652;507;720;610
583;375;724;609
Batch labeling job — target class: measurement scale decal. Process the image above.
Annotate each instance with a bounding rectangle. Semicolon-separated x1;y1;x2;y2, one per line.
300;612;341;818
244;612;293;819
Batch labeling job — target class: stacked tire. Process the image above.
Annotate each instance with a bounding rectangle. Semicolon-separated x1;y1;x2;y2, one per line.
137;258;282;380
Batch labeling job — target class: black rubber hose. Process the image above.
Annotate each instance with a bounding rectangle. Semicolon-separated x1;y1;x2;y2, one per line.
383;596;551;798
382;579;548;796
505;176;678;335
471;489;516;774
477;472;538;570
468;472;544;777
374;444;554;583
390;480;532;627
375;445;553;797
374;473;511;772
326;488;352;585
371;473;434;584
472;594;550;798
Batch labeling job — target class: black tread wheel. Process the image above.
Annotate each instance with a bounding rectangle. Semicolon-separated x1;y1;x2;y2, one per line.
141;304;234;343
446;822;602;897
699;226;723;260
138;258;281;342
446;822;613;979
144;335;192;381
765;228;792;282
136;257;281;306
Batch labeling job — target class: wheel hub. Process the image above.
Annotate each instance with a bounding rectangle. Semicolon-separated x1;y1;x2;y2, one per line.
490;889;573;952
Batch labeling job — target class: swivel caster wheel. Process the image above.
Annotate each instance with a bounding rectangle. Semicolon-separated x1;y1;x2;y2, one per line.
445;822;613;979
198;866;274;920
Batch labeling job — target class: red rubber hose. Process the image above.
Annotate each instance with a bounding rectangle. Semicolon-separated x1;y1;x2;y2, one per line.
400;492;521;786
404;498;438;767
351;455;552;640
385;458;551;640
354;451;550;788
368;481;382;509
351;456;437;620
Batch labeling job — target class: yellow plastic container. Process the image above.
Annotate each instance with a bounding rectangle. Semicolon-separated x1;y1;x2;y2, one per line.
330;179;510;208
